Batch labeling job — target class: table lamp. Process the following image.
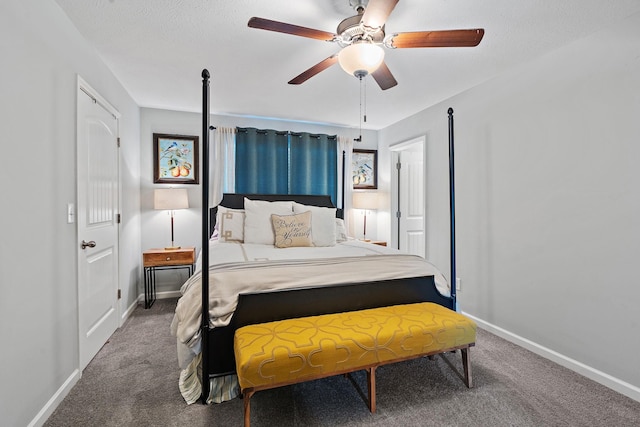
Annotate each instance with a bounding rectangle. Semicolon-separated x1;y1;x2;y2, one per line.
154;188;189;250
352;191;378;241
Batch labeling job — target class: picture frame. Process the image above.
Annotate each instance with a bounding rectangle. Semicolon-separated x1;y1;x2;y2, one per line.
352;149;378;189
153;133;199;184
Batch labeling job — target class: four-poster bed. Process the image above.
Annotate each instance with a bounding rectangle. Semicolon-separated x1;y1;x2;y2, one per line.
171;69;460;405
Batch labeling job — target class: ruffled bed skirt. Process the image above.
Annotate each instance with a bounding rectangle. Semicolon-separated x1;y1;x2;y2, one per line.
178;353;240;404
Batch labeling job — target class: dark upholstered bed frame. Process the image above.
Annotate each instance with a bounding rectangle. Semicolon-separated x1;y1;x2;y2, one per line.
198;70;458;402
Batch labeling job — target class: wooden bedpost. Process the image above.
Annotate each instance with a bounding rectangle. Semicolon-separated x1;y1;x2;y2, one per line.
201;69;211;403
448;107;457;309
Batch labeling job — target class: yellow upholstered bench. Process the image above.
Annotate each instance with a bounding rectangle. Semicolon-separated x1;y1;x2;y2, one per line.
234;302;476;427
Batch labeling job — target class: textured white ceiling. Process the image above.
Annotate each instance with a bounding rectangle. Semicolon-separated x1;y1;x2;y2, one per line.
55;0;640;130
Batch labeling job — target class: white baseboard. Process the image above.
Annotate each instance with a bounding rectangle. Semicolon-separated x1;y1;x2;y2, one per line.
121;297;138;325
157;290;181;299
137;290;181;304
464;312;640;403
28;369;80;427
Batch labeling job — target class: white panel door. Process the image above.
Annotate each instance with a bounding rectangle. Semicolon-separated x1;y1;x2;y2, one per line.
399;146;425;257
77;85;120;370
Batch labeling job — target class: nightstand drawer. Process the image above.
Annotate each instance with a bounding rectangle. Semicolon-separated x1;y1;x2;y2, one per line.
143;248;195;267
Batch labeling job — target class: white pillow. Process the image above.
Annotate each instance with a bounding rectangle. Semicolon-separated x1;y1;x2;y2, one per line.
335;218;348;243
217;206;245;242
244;198;294;245
293;202;337;247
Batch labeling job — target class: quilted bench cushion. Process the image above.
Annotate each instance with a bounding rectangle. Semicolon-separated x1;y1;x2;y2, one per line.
234;302;476;390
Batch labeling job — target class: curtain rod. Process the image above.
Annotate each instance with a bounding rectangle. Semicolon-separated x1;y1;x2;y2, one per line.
235;127;337;140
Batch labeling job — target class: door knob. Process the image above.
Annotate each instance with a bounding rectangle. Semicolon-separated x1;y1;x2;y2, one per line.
81;240;96;249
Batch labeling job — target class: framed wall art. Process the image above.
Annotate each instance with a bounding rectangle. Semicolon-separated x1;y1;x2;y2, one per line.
153;133;199;184
352;149;377;189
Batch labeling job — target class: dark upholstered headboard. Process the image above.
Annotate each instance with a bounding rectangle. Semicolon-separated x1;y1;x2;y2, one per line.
209;193;343;237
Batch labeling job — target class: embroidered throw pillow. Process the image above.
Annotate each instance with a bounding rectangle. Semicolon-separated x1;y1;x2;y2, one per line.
335;218;348;242
217;206;245;242
271;211;313;248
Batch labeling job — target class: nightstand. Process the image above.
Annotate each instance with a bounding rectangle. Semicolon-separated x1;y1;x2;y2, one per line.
143;247;195;308
369;240;387;247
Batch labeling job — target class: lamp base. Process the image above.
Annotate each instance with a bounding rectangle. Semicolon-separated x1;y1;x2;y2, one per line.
164;245;181;250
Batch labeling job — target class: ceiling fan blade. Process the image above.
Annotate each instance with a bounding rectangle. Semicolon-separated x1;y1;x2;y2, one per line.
361;0;399;29
248;17;336;41
390;29;485;48
371;61;398;90
288;55;339;85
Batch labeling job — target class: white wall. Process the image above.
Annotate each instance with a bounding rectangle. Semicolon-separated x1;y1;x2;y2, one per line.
140;107;378;293
379;12;640;399
0;1;141;426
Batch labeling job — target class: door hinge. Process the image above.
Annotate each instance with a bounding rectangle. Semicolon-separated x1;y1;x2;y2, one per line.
117;289;122;299
396;211;402;219
117;137;121;147
396;161;401;170
117;213;121;223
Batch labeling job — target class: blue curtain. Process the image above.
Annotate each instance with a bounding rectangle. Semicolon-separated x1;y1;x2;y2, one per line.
235;128;337;204
290;132;337;202
235;128;288;194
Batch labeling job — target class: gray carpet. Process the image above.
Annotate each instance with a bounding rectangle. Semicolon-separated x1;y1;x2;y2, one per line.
45;299;640;426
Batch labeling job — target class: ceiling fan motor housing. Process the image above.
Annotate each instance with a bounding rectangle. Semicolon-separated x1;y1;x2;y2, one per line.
337;14;385;46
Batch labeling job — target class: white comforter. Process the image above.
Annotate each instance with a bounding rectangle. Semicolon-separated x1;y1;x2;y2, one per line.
170;239;449;369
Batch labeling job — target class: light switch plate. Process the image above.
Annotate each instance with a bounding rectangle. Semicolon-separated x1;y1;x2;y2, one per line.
67;203;75;224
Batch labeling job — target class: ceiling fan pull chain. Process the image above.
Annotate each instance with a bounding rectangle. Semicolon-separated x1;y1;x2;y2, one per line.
359;75;363;140
364;76;367;123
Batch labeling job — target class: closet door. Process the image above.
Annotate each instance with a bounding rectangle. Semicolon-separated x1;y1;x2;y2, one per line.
393;138;425;258
77;80;120;370
399;148;425;257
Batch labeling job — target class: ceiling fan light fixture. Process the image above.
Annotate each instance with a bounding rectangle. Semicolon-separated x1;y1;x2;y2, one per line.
338;42;385;78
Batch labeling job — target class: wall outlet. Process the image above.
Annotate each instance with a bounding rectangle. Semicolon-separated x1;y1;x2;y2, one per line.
456;277;461;292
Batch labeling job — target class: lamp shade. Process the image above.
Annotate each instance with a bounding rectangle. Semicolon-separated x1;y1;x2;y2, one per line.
352;191;378;210
154;188;189;210
338;42;385;77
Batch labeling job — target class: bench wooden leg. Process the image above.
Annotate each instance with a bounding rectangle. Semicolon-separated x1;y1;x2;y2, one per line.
461;348;473;388
367;366;377;413
243;390;254;427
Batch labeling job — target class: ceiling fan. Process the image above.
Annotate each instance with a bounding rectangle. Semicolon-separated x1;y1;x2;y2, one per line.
248;0;484;90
